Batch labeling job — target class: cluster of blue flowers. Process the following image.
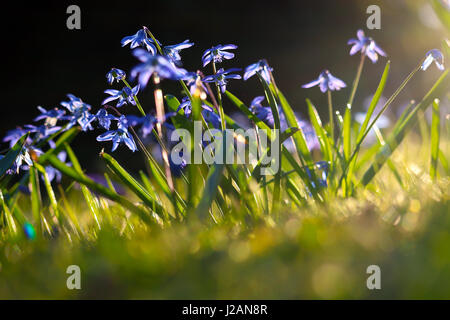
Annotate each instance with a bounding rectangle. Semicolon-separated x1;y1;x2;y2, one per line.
1;25;445;184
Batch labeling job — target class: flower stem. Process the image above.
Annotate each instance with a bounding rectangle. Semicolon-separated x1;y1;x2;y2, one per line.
122;79;146;116
212;61;227;131
348;54;366;107
327;90;334;143
153;74;174;192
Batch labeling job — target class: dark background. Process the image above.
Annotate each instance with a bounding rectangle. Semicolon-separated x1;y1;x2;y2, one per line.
0;0;446;167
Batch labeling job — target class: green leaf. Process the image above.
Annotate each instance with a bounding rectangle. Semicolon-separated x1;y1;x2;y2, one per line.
35;162;62;225
361;70;449;186
29;165;42;235
275;87;314;166
101;151;165;218
38;127;79;164
258;77;282;211
431;0;450;31
46;154;157;226
64;144;101;228
0;133;29;178
0;189;17;235
356;61;390;145
225;91;272;134
430;99;440;180
250;127;299;181
307;99;332;163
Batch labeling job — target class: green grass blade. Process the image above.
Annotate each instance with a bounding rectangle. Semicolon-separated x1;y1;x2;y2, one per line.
0;189;17;235
101;151;165;218
29;165;42;235
274;87;314;165
34;162;62;225
46;154;157;226
356;61;390;144
307;99;332;163
430;99;440;180
0;133;30;178
342;104;352;195
361;70;449;186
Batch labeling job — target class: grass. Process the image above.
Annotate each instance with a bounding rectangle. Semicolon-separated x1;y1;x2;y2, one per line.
0;135;449;299
1;2;450;298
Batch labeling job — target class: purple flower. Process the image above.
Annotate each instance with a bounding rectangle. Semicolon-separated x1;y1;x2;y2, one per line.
44;140;71;183
163;40;194;66
202;105;222;129
95;109;117;130
2;128;32;148
302;70;346;93
176;97;221;129
184;72;209;97
24;124;62;140
250;96;274;127
243;60;273;84
421;49;445;71
7;145;43;174
347;29;386;63
306;161;329;189
130;50;186;88
33;106;66;123
203;68;241;93
60;94;96;131
126;113;174;138
102;85;140;108
121;28;157;54
202;44;238;67
106;68;126;85
296;120;320;151
177;96;193;117
169;152;187;178
96;115;137;152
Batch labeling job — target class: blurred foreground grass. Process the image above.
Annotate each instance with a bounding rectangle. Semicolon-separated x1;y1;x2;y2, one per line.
0;135;448;299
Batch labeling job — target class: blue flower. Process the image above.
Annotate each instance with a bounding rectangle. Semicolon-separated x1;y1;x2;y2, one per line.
24;124;62;140
296;119;320;151
169;152;187;178
44;140;71;183
302;70;346;93
61;94;96;131
106;68;126;85
250;96;275;127
2;128;31;148
163;40;194;66
348;29;386;63
306;161;329;189
126;113;174;138
421;49;445;71
177;96;193;117
96;115;137;152
60;94;87;113
121;28;157;54
243;60;273;84
176;97;221;129
102;85;140;108
202;44;238;67
184;72;209;97
203;68;241;93
131;50;186;88
95;109;117;130
202;105;222;129
33;106;66;122
8;145;43;174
